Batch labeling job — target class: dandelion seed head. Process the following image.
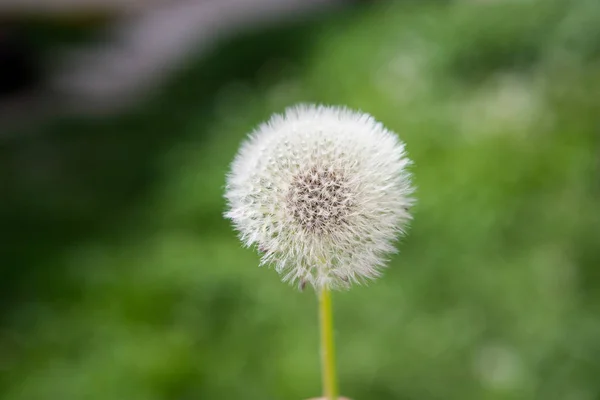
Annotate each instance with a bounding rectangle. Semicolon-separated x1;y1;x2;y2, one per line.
224;104;414;290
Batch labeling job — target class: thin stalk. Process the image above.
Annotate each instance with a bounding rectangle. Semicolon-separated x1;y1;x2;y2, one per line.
319;286;338;400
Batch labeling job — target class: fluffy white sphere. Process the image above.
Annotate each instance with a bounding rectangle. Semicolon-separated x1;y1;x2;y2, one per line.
225;104;414;290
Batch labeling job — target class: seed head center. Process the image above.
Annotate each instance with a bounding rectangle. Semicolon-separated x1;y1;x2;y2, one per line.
287;167;353;233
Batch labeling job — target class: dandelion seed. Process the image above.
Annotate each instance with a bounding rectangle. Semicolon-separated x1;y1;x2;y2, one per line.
224;104;414;290
299;280;307;292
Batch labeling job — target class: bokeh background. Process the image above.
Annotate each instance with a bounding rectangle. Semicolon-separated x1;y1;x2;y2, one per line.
1;0;600;399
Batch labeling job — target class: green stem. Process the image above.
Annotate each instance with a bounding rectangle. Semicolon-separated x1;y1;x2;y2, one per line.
319;286;338;400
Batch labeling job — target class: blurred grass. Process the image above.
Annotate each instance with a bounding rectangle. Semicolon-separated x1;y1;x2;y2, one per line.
1;1;600;399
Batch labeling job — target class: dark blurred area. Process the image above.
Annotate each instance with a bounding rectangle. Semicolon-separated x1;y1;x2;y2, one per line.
1;0;599;399
0;27;39;98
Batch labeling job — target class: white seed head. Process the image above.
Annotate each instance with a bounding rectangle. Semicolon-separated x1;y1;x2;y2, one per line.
224;104;414;290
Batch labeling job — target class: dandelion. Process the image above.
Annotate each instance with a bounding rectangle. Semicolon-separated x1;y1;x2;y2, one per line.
224;104;415;400
225;104;414;289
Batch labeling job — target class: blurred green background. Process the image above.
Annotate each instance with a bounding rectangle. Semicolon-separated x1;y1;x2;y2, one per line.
2;0;600;399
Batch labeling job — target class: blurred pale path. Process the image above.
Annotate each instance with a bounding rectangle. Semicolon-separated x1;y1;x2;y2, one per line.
1;1;600;400
0;0;152;15
0;0;346;120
